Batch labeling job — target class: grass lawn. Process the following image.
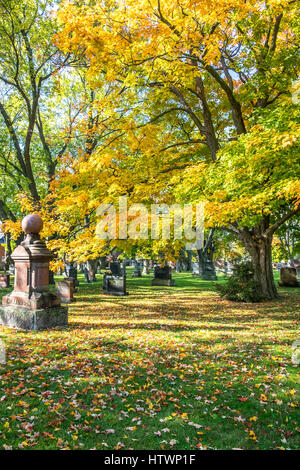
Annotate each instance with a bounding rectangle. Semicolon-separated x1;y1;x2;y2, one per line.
0;269;299;450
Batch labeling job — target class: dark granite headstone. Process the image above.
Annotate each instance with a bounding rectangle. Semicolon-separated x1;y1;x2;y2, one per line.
109;261;122;276
151;265;175;286
65;262;79;286
103;262;128;296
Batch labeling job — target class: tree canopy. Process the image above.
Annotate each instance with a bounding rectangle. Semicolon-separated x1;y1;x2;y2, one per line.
0;0;299;299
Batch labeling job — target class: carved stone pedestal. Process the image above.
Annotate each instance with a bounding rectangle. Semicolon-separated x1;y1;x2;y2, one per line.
0;306;68;330
0;214;68;330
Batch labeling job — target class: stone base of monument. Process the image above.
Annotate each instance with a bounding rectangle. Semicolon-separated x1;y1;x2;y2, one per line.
2;291;61;309
151;278;175;286
102;274;128;296
0;306;68;330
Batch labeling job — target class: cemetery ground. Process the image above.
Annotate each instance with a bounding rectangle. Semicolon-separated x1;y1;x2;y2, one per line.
0;270;299;450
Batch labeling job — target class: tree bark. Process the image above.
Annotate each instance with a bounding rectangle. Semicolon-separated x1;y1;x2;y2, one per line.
195;228;217;280
238;221;278;300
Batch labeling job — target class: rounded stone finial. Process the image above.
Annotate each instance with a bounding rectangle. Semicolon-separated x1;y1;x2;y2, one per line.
22;214;43;234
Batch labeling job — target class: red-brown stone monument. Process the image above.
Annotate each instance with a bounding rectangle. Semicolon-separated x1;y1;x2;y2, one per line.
0;214;68;330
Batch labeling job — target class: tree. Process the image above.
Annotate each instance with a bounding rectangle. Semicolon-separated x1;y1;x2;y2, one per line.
272;217;300;266
200;101;300;299
52;0;299;298
0;0;79;225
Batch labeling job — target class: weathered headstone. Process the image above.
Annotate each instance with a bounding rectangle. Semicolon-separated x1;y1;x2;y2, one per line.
65;261;79;286
83;265;90;282
132;260;142;278
0;214;67;330
103;261;128;296
86;259;98;282
192;261;200;276
142;259;150;275
151;265;175;286
56;279;75;303
278;267;299;287
0;273;10;288
8;265;15;276
175;260;183;273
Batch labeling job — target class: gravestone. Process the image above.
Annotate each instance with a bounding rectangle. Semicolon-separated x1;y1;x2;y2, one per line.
103;261;128;296
65;261;79;287
151;265;175;286
86;259;98;282
8;265;15;276
192;261;200;276
191;257;218;280
132;260;142;278
142;260;150;275
83;265;90;282
278;267;299;287
49;270;55;285
0;214;67;330
56;279;75;303
0;273;10;288
176;260;183;272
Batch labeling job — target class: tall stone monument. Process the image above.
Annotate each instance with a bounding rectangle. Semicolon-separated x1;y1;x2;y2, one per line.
0;214;68;330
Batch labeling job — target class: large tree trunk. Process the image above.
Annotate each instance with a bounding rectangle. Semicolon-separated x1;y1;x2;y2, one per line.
239;221;278;300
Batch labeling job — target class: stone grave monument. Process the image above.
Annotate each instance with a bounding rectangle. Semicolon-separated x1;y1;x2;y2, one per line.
278;267;299;287
0;214;68;330
0;273;10;288
102;261;128;296
151;265;175;286
132;260;142;278
86;259;98;282
56;278;76;303
65;261;79;287
142;259;150;275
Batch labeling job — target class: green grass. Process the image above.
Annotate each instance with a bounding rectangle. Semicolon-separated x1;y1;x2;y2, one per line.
0;269;299;450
